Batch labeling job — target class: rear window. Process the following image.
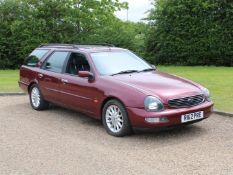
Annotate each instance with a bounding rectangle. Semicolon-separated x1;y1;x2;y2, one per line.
24;49;49;67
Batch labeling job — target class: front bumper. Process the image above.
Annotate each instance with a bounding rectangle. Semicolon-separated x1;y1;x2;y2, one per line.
127;101;214;128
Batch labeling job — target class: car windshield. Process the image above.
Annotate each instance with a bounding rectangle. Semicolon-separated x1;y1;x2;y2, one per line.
91;51;152;76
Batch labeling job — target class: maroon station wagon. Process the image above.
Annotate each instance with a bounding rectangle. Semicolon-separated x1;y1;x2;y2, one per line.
19;44;214;136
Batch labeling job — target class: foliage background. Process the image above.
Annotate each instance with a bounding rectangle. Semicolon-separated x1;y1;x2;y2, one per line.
146;0;233;66
0;0;146;69
0;0;232;68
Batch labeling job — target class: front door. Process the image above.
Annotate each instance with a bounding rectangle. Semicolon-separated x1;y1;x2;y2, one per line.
58;52;98;115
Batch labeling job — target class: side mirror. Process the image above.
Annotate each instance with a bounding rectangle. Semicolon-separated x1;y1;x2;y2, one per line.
151;65;156;69
78;71;94;81
45;62;51;69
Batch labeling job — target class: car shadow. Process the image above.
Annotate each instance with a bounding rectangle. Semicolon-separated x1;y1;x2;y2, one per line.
49;104;102;127
125;122;208;148
50;105;207;142
134;124;205;138
13;102;209;145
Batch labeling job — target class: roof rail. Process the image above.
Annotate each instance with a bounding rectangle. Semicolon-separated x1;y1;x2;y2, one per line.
39;43;115;49
39;43;79;48
75;43;115;47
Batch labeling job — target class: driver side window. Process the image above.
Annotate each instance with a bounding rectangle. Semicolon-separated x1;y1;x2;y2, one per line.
66;52;90;75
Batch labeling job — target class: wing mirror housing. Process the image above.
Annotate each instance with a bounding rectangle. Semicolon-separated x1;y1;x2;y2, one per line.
151;64;156;69
78;71;94;81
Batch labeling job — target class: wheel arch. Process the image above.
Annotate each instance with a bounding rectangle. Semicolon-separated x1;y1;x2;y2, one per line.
100;95;133;136
100;96;128;121
27;80;38;93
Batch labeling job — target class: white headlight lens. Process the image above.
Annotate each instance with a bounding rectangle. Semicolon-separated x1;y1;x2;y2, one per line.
203;88;211;101
148;102;158;110
144;96;164;112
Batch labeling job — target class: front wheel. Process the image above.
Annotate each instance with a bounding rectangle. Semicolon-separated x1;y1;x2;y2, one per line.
102;100;132;137
29;84;49;110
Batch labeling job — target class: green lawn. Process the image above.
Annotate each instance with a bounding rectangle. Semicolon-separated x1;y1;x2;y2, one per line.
158;66;233;112
0;70;20;92
0;67;232;112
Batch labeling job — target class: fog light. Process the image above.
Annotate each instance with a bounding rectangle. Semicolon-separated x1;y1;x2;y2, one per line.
145;117;169;123
145;117;160;123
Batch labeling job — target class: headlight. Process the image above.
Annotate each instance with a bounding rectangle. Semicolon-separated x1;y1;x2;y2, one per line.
144;96;164;112
202;88;211;101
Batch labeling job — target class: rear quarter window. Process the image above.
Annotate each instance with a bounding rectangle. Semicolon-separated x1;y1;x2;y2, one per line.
24;49;49;67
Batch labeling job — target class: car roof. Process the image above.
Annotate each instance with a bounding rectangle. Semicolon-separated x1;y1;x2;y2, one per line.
38;44;126;53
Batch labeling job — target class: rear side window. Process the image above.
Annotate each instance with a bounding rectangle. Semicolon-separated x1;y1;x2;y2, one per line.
42;51;69;73
24;49;49;67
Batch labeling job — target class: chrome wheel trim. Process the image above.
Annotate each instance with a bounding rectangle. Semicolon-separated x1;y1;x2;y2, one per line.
31;87;40;108
105;105;123;133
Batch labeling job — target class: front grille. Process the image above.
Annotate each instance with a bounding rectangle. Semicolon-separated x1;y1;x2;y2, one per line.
168;94;205;108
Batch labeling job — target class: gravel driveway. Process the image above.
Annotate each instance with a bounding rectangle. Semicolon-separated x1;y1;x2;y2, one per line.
0;96;232;175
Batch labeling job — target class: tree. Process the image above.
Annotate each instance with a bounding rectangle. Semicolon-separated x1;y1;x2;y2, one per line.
146;0;233;66
0;0;137;69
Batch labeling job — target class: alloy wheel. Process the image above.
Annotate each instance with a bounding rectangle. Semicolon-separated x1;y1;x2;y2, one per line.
105;105;123;133
31;87;40;108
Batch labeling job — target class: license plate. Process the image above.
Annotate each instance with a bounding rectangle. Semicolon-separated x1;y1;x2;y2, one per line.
181;111;204;123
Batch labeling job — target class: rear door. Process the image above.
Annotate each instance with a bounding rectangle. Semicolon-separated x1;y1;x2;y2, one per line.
38;51;69;103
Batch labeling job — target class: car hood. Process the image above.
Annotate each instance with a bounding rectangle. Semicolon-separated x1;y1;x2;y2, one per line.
111;71;203;102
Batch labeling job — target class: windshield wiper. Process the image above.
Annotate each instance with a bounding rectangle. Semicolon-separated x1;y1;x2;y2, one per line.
139;68;156;72
111;70;139;76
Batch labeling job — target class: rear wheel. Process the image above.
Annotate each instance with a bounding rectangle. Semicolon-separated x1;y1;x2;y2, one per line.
29;84;49;110
102;99;132;137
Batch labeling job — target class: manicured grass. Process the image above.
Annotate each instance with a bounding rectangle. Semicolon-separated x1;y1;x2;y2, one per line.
158;66;233;113
0;70;21;92
0;67;232;112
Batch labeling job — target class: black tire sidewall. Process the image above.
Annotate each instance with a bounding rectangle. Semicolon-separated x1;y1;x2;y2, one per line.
102;100;131;137
29;84;48;110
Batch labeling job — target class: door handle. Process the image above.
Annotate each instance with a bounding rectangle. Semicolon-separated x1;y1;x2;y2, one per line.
38;73;43;78
61;79;69;84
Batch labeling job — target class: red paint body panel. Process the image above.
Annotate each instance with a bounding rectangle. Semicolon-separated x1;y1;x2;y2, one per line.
19;47;214;129
58;74;100;116
112;71;202;101
127;101;213;128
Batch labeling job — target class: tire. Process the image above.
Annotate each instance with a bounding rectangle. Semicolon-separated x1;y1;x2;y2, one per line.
102;99;132;137
29;84;49;110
